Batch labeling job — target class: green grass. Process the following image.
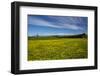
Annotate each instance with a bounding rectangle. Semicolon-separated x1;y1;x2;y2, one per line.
28;38;88;61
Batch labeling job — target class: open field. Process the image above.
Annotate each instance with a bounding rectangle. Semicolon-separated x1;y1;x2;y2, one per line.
28;37;88;61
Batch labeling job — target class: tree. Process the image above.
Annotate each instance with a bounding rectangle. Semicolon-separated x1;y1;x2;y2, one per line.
36;33;39;38
82;33;87;38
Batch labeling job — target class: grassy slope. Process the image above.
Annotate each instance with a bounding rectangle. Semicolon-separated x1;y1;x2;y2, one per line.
28;38;87;61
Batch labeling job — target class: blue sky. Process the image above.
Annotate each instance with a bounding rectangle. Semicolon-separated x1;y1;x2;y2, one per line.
28;15;88;36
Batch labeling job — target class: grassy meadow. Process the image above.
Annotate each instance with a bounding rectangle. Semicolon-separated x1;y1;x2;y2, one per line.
28;36;88;61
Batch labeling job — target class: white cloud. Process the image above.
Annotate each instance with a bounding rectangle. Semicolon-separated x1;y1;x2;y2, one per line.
28;16;83;30
38;33;75;36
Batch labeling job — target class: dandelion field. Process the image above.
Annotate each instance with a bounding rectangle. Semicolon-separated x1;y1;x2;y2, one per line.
28;37;87;61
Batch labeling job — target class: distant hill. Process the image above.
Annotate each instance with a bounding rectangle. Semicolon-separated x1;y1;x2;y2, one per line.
28;33;87;40
57;33;87;38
